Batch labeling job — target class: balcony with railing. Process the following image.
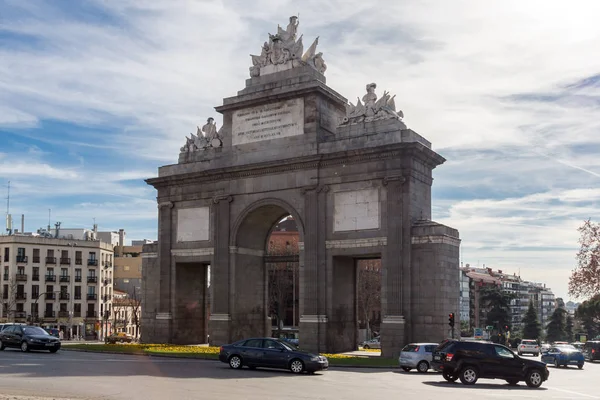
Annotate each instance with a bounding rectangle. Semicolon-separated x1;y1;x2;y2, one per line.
45;257;57;265
75;276;82;282
45;275;56;282
103;278;112;286
102;295;110;302
16;256;28;264
32;274;40;281
16;292;27;300
58;310;70;318
44;311;56;319
74;293;82;300
88;259;98;267
85;311;97;318
16;274;27;282
60;258;71;265
104;261;112;269
73;311;81;318
2;274;8;281
32;256;40;263
32;292;40;300
59;292;70;300
87;293;97;301
87;276;97;283
2;293;7;300
75;258;83;265
45;293;56;300
59;275;70;283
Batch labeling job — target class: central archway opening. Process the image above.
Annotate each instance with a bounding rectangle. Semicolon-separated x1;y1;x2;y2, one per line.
266;215;299;341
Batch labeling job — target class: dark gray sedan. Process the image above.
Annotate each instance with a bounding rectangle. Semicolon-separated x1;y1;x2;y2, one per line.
0;325;61;353
219;337;328;374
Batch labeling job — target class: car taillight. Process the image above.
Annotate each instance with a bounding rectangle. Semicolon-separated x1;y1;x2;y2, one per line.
535;346;539;349
413;346;420;352
593;349;596;354
446;353;454;361
219;346;223;353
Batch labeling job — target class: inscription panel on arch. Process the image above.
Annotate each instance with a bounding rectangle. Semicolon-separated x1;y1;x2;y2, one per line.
176;207;210;242
232;98;304;145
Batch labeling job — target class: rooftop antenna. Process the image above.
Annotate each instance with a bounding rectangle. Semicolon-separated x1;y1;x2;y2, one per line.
48;209;51;232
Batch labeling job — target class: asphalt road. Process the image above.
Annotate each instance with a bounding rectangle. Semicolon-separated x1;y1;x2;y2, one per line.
0;350;599;400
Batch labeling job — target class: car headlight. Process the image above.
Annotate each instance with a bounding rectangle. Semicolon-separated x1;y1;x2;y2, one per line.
30;339;42;343
310;356;320;361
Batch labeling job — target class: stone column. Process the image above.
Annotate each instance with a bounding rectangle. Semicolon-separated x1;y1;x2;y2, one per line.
381;176;407;358
299;185;328;353
209;195;232;345
156;201;174;342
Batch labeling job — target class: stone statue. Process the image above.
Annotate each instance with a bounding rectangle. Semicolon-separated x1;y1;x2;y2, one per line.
202;117;218;139
248;17;323;77
341;83;405;126
312;52;327;74
180;117;223;154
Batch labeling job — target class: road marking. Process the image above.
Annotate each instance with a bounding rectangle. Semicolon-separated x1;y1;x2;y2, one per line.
547;387;600;399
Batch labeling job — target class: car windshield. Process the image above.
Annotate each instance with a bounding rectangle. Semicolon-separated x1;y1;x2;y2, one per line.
23;327;50;336
521;340;536;344
276;340;295;351
557;345;578;352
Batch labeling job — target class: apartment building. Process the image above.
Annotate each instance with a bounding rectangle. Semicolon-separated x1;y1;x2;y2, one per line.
114;243;142;298
0;235;114;340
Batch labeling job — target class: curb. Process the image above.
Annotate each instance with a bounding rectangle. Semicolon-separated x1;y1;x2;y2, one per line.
61;348;400;369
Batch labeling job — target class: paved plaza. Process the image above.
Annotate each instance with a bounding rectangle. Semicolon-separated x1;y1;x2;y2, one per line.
0;350;598;400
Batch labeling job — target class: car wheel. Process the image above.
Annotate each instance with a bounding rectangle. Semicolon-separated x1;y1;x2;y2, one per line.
525;369;543;388
401;366;411;372
442;370;458;382
459;366;479;385
289;359;304;374
506;379;519;386
49;348;58;353
228;355;243;369
20;341;29;352
554;359;560;368
578;363;584;370
363;345;370;349
417;361;429;373
0;340;4;351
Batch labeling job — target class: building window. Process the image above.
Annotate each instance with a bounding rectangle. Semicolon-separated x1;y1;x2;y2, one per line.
3;247;9;262
124;266;130;271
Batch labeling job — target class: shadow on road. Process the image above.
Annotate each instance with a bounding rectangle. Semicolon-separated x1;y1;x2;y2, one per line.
423;381;548;391
1;349;389;380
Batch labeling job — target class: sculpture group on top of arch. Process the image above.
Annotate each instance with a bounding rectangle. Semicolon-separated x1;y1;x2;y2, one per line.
249;16;326;77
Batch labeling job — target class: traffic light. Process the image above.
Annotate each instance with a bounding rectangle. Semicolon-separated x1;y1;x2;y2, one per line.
448;312;455;327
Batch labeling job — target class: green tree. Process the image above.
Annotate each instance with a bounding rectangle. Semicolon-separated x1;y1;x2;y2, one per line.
546;308;567;343
522;301;542;340
575;294;600;339
566;315;574;342
479;285;515;331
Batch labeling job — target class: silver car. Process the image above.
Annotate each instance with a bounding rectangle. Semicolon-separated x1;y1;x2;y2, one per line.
399;343;439;373
361;337;381;349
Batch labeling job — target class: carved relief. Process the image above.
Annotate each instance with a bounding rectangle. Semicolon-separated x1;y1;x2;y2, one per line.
342;83;406;127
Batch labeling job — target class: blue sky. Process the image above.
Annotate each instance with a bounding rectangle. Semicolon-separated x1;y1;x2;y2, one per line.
1;0;599;301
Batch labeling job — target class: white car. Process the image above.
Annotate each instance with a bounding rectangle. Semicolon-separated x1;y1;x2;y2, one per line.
398;343;439;373
518;339;540;356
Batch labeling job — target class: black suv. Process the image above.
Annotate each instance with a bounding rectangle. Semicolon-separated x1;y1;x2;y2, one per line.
432;339;549;388
583;341;600;362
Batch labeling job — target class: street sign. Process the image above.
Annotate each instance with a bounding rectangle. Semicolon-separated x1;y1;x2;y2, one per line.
486;325;494;331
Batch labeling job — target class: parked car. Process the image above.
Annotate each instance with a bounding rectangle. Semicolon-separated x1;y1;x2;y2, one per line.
583;341;600;362
431;339;549;388
360;337;381;349
398;343;438;373
218;337;328;374
0;325;61;353
540;343;551;353
570;342;585;350
541;344;585;369
105;332;134;344
518;339;540;356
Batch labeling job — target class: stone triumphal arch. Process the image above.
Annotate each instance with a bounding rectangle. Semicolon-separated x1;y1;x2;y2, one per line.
142;17;460;357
